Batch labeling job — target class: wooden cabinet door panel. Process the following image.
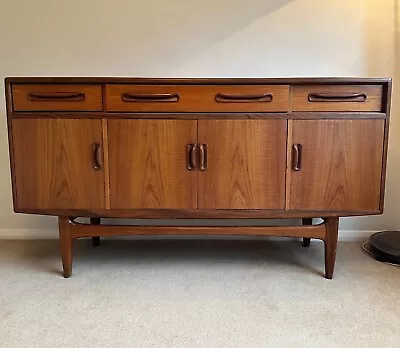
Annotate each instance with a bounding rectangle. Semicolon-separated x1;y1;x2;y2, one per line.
108;120;197;209
198;120;287;209
12;119;105;210
289;119;385;211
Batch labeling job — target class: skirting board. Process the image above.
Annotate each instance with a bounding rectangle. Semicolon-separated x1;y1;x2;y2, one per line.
0;229;377;241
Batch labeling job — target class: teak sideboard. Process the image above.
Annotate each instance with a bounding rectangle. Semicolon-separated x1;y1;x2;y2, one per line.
4;77;392;279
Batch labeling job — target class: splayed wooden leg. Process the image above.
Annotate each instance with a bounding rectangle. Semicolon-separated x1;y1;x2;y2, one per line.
324;217;339;279
59;217;73;278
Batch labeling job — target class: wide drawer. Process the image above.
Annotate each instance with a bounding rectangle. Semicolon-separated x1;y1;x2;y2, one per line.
12;84;103;112
106;84;289;112
292;85;383;112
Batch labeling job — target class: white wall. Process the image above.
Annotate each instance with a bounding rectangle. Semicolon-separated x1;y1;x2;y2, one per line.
0;0;397;236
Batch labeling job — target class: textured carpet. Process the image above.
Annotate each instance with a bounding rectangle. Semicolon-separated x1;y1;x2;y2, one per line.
0;238;399;348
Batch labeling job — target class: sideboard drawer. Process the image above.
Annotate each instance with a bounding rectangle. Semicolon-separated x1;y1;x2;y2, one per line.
12;84;103;112
292;85;383;112
106;84;289;112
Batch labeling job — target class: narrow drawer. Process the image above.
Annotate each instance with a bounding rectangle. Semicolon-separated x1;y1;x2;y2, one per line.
12;84;103;112
106;85;289;112
292;85;383;112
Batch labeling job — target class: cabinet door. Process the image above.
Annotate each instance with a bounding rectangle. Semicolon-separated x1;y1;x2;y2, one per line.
12;119;105;211
289;119;385;211
108;120;197;209
198;120;287;209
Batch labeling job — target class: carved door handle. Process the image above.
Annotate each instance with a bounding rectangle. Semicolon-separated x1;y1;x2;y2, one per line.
92;143;103;170
199;144;208;171
187;144;197;171
292;144;302;171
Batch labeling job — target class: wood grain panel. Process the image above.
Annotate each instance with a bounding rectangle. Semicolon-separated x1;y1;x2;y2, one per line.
106;85;289;112
102;119;111;209
289;119;385;210
12;119;105;210
12;84;103;112
198;120;287;209
108;120;197;209
292;85;383;112
285;119;293;209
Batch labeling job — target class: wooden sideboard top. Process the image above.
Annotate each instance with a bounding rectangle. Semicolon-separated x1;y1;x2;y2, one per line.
5;76;392;85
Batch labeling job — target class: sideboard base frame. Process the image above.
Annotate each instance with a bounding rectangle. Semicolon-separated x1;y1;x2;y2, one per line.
58;216;339;279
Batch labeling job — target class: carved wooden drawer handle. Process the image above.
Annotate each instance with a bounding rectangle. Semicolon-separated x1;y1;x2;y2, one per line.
215;93;273;103
121;93;180;102
292;144;302;171
92;143;103;170
308;93;367;103
28;92;86;101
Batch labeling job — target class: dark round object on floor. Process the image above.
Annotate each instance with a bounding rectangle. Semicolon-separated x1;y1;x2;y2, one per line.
369;231;400;264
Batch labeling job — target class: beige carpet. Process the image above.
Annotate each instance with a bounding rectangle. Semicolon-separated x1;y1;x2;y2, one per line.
0;238;399;348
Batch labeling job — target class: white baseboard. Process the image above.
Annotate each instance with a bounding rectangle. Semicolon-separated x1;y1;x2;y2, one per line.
0;228;376;241
337;230;376;241
0;229;58;239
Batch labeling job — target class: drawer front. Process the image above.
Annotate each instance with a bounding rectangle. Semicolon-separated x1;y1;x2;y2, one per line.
12;84;103;112
292;85;383;112
106;85;289;112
